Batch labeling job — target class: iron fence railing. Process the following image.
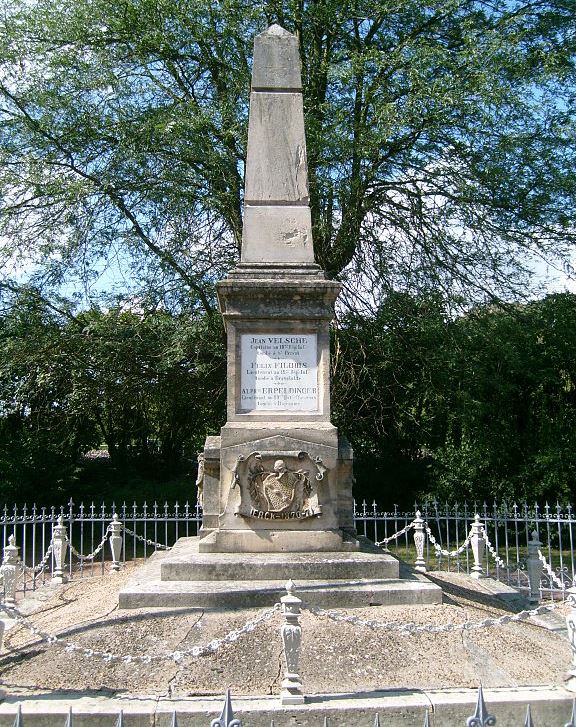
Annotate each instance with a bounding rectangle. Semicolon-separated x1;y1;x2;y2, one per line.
2;499;575;596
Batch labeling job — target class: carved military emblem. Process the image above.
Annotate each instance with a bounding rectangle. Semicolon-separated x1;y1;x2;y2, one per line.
232;451;325;520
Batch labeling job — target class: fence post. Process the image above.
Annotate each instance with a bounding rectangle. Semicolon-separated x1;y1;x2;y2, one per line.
52;515;68;584
566;584;576;692
470;514;485;579
413;511;426;573
280;579;304;706
526;530;543;604
109;514;123;572
1;535;20;605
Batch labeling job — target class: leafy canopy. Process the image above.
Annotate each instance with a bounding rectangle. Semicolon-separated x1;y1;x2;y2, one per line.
1;0;575;312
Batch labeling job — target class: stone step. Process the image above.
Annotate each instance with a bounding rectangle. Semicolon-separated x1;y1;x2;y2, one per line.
117;536;442;610
160;550;399;582
118;575;441;609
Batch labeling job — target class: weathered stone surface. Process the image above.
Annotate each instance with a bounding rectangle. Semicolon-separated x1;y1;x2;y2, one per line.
244;92;308;203
241;205;314;264
252;24;302;90
119;537;442;608
161;548;399;581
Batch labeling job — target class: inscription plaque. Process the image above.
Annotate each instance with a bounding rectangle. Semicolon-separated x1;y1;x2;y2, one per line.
240;333;318;411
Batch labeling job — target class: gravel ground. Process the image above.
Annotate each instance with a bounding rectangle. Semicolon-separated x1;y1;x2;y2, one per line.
0;564;570;699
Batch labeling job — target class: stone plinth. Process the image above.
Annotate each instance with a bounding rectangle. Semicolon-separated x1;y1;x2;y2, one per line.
119;537;442;609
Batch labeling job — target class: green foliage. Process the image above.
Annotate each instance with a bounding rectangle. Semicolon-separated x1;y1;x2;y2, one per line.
1;289;575;506
334;292;576;506
0;290;226;503
432;293;576;503
0;0;574;310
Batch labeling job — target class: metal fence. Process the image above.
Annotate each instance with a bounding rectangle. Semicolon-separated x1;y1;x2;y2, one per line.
2;499;574;596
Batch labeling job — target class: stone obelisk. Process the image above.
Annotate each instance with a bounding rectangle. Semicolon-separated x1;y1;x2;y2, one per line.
118;26;443;609
198;24;356;553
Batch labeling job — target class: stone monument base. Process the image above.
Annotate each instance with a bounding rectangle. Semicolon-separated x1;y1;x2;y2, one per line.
198;528;359;553
118;536;442;609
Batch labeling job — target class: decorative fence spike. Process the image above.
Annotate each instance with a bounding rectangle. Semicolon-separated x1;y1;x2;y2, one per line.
470;516;485;580
422;710;431;727
465;686;496;726
413;511;426;572
64;706;74;727
171;711;178;727
524;704;534;727
115;709;124;727
211;689;241;727
564;698;576;727
1;535;21;605
12;704;23;727
280;579;304;706
51;516;68;584
526;531;543;604
109;514;123;572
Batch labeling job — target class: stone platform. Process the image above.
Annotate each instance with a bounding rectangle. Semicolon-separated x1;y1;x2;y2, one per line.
118;537;442;609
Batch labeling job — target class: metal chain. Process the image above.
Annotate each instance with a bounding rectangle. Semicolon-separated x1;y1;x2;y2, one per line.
538;549;567;591
20;543;54;576
67;528;111;562
483;531;526;574
304;600;564;635
375;523;414;547
122;526;172;550
0;602;280;663
424;523;473;558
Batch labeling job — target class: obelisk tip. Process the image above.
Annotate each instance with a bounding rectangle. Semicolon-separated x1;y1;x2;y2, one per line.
263;23;294;37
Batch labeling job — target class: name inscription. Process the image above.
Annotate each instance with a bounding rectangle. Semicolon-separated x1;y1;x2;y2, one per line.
240;334;318;411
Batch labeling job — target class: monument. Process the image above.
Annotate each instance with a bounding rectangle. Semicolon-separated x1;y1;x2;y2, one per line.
198;24;354;554
119;25;441;608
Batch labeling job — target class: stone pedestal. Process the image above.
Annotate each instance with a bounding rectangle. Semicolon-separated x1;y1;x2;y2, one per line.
198;266;356;553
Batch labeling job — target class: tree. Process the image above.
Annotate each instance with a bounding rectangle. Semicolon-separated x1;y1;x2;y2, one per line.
0;288;226;502
0;0;575;313
431;293;576;503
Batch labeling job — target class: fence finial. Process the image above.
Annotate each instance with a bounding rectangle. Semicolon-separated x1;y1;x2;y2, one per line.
64;706;74;727
211;689;241;727
280;579;304;706
564;698;576;727
465;685;496;726
422;709;431;726
523;704;534;727
13;704;23;727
